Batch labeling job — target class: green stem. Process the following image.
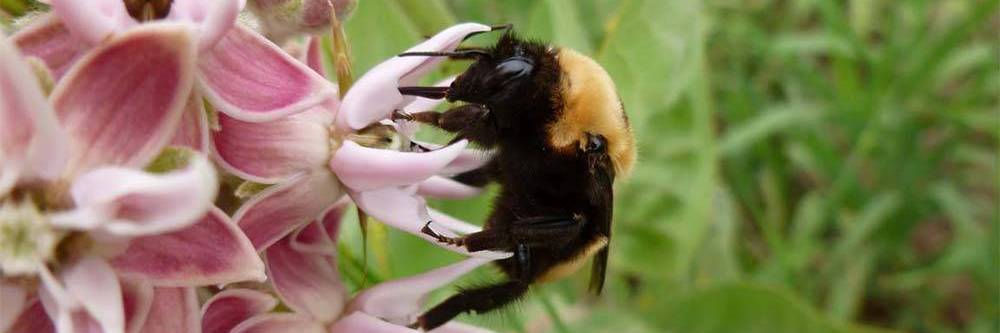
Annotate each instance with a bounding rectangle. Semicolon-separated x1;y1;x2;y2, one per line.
330;5;353;97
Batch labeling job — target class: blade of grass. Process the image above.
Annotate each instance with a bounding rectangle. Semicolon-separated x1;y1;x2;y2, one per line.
539;294;570;333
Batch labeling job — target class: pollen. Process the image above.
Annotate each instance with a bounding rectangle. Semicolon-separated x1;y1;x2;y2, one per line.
0;200;59;276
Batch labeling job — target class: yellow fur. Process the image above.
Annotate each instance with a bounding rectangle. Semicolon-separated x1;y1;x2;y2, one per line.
536;236;609;283
548;48;636;177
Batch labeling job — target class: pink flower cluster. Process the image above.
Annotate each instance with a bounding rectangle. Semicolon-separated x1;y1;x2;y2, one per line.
2;1;506;332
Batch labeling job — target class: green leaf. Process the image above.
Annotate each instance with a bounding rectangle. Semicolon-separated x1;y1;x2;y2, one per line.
825;250;874;321
658;283;893;333
393;0;457;36
524;0;593;53
770;33;854;58
343;0;421;75
827;192;900;269
719;104;824;157
788;193;827;261
691;187;743;282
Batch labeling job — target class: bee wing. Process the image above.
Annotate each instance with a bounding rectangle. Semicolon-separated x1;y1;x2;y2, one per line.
588;155;615;295
589;245;609;294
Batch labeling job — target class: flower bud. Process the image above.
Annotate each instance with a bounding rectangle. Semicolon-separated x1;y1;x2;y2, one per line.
248;0;357;43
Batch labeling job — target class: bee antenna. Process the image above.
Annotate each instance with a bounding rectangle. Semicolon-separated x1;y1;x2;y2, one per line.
490;23;513;31
398;49;491;60
462;23;514;41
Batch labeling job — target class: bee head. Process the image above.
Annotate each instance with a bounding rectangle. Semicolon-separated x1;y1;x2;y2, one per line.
447;33;558;113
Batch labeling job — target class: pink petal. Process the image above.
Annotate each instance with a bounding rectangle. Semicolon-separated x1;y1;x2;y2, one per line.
265;234;347;322
170;91;210;151
7;299;56;333
230;314;325;333
50;155;217;236
329;312;417;333
0;29;69;186
167;0;243;52
411;140;494;175
11;14;89;79
304;37;327;78
37;284;71;333
349;187;509;259
416;176;483;199
201;289;278;333
335;23;490;131
198;25;336;122
52;23;197;172
398;24;493;85
431;322;496;333
442;149;494;175
120;280;153;333
288;219;336;254
0;282;28;332
36;267;73;333
211;106;333;183
347;257;494;325
138;288;200;333
62;257;124;333
289;200;348;254
110;208;266;286
235;171;344;251
427;208;482;235
69;313;103;333
49;0;136;44
330;140;468;192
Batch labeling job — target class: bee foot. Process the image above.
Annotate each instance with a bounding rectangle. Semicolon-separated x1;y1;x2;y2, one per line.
420;221;465;246
391;110;414;121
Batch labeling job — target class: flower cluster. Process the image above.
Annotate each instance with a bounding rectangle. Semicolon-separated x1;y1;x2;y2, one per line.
2;1;506;332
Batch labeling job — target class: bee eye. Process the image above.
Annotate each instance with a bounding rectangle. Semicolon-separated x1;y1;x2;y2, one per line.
490;56;534;86
585;134;606;153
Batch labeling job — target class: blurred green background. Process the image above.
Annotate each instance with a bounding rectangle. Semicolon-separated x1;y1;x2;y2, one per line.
4;0;996;332
336;1;999;333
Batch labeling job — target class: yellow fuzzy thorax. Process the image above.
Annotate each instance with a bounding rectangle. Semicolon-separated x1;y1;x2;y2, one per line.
547;48;636;178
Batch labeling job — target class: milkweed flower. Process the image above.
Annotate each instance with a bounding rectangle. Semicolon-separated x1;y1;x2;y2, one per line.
214;23;508;258
200;201;496;332
12;0;335;136
0;25;263;333
247;0;357;43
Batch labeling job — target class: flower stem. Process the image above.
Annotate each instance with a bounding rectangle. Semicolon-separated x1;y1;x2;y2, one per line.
329;5;353;97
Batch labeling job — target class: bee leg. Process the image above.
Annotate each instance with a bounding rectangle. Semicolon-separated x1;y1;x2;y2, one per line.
451;159;499;187
448;215;584;253
507;214;586;246
420;221;466;246
398;86;449;99
422;215;583;254
444;104;498;147
391;110;439;124
397;104;500;148
414;280;529;331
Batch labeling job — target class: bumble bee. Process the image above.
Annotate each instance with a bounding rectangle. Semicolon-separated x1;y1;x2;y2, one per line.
396;26;636;330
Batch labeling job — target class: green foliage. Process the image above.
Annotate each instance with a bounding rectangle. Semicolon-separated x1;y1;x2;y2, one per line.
6;0;992;331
